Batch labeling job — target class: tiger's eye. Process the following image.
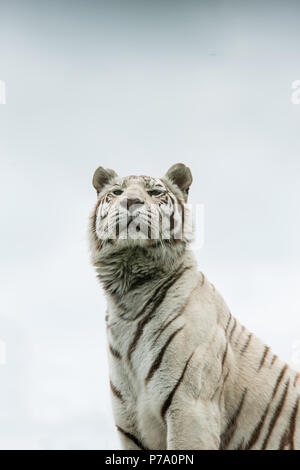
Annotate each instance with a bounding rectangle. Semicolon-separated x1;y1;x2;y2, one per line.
112;189;123;196
148;189;162;197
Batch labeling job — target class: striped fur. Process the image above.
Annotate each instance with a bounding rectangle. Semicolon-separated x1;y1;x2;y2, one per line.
89;164;300;450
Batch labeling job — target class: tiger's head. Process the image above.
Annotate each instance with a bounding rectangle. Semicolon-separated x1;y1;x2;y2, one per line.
90;163;193;254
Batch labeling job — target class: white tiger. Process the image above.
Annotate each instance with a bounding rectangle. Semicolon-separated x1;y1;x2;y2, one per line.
89;163;300;450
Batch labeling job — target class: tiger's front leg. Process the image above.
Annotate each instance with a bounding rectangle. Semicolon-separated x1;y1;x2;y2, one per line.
116;425;146;450
165;400;221;450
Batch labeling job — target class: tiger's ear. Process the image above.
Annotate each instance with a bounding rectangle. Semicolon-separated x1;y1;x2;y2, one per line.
92;166;118;193
165;163;193;201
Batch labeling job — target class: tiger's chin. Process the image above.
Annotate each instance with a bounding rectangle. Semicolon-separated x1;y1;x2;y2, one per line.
113;237;157;248
102;236;172;249
97;235;186;257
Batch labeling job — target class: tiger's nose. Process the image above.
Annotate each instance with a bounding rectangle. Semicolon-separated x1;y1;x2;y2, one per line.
121;197;144;211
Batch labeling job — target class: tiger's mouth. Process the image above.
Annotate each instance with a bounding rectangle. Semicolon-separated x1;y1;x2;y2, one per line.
126;214;138;228
115;210;159;241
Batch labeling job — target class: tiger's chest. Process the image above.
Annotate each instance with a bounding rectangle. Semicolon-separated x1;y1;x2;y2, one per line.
106;310;186;449
104;269;204;448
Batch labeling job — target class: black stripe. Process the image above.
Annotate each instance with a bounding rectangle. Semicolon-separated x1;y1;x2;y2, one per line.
91;197;103;251
152;312;183;345
240;333;252;355
109;343;121;359
169;204;175;236
152;274;204;346
131;265;190;321
225;313;232;335
145;326;184;383
220;389;247;450
116;425;148;450
289;396;299;450
270;354;278;366
120;263;184;319
110;381;124;402
129;272;158;292
262;380;290;449
247;363;289;448
127;267;190;363
244;402;271;449
221;342;229;369
257;345;270;372
279;428;290;450
279;395;299;450
161;352;194;420
127;314;151;363
271;364;288;400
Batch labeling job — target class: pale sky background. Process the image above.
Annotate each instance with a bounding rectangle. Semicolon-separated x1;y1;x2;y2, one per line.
0;0;300;449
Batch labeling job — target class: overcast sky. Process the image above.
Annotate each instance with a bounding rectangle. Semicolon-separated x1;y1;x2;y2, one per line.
0;0;300;449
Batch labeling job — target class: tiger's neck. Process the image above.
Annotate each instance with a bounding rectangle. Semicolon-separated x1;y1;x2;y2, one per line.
94;241;196;318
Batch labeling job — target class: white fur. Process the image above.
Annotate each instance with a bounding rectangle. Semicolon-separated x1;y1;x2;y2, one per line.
89;171;300;450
